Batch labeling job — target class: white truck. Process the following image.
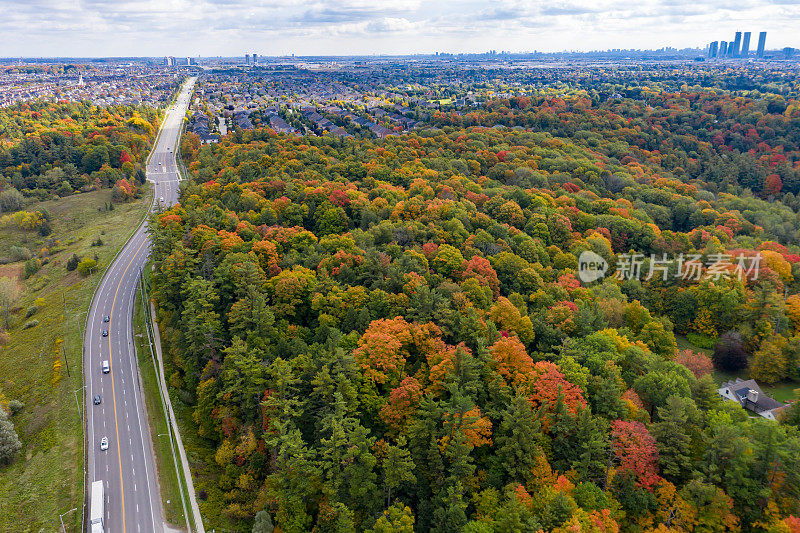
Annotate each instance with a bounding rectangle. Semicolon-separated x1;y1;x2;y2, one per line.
90;480;105;533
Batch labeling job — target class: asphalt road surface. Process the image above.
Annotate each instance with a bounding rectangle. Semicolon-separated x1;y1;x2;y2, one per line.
83;77;196;533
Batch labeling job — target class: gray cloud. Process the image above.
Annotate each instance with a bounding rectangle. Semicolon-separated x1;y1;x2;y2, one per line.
0;0;796;56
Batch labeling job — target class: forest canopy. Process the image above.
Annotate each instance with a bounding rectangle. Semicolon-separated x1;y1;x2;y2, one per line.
0;101;160;204
150;87;800;532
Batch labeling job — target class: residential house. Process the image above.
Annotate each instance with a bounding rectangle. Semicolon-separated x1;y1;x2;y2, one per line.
717;378;788;421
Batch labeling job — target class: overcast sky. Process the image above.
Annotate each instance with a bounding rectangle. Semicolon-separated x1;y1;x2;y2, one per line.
1;0;798;57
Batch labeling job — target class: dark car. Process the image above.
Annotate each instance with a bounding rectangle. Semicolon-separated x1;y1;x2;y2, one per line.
93;395;101;405
102;330;108;337
103;315;110;323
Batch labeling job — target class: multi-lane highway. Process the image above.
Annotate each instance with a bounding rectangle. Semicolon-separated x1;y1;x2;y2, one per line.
83;77;196;533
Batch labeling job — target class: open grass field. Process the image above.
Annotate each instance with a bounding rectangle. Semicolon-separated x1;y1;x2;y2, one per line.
0;188;151;532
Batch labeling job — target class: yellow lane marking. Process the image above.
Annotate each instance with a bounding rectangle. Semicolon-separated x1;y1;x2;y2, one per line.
108;233;149;533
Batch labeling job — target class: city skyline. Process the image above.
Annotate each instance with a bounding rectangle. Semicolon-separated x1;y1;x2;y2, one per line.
1;0;799;57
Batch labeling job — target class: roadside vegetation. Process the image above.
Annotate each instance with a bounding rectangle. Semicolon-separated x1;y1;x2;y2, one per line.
0;187;151;532
132;267;188;529
0;99;161;531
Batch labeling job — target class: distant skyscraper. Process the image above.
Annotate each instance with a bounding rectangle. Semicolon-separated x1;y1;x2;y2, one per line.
708;41;719;58
741;32;751;58
720;41;728;57
757;32;767;58
245;53;251;65
731;31;742;57
253;53;258;64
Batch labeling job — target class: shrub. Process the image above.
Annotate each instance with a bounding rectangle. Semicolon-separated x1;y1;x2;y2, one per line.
7;400;23;416
8;246;31;262
92;236;104;247
77;258;97;276
686;332;715;350
23;319;39;329
66;254;81;271
0;406;22;464
0;188;24;213
24;258;41;279
56;181;73;197
38;220;52;236
24;305;38;318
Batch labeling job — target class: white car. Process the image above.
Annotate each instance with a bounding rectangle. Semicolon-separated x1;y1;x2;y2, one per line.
100;437;109;451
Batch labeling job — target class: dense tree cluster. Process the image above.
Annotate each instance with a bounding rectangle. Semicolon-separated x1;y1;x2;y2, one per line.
151;91;800;532
431;92;800;199
0;101;159;203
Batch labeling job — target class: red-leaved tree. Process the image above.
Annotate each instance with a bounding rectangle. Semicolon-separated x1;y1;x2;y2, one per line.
528;361;587;420
611;420;660;490
674;349;713;378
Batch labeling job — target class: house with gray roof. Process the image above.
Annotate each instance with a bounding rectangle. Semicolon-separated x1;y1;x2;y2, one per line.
717;378;788;421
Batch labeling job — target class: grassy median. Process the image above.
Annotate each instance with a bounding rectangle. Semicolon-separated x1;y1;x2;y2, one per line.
0;187;151;532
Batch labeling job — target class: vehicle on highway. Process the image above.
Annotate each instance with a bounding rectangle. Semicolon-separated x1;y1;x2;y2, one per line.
90;480;105;533
93;395;101;405
102;360;110;374
100;437;109;451
103;315;110;322
101;329;108;337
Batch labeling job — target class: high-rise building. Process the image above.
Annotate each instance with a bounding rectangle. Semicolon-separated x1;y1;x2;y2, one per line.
253;53;258;64
741;32;751;58
708;41;719;58
720;41;728;57
245;53;251;65
757;32;767;58
731;31;742;57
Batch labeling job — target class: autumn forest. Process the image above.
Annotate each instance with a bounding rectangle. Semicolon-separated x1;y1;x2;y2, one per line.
143;77;800;533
